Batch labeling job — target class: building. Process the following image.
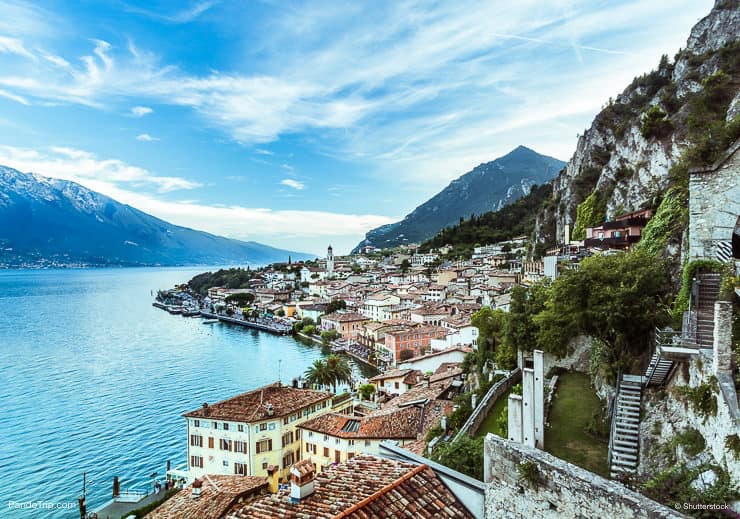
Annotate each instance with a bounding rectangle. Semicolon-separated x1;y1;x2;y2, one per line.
584;208;653;250
384;325;447;363
326;245;334;276
398;346;472;373
361;292;401;321
320;311;369;340
368;368;425;397
229;454;475;518
182;382;332;480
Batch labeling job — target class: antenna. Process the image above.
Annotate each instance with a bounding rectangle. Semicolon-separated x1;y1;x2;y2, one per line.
278;359;282;384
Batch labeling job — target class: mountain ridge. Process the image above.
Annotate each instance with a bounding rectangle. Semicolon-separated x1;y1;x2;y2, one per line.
353;146;565;252
0;165;310;267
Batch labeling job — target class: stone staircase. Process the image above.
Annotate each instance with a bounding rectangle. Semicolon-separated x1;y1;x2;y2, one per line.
644;353;674;386
609;374;642;479
696;272;721;348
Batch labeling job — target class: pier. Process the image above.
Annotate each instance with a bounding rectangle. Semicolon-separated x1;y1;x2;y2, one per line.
198;311;293;335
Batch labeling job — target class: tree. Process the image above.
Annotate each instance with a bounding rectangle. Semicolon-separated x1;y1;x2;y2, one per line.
430;435;484;480
399;349;415;361
400;259;411;274
535;250;671;380
358;383;376;401
503;283;549;355
224;292;255;307
275;309;285;317
321;329;340;345
325;299;347;314
303;324;317;336
325;354;353;393
304;359;331;390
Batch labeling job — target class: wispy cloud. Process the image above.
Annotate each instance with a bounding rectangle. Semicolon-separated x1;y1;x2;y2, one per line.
0;35;36;60
0;144;391;254
0;145;200;193
136;133;158;142
280;178;304;190
0;88;29;105
124;1;218;24
131;105;153;117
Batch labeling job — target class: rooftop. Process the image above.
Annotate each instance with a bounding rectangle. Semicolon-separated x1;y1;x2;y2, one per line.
145;475;266;519
228;455;473;518
322;311;368;323
183;382;331;423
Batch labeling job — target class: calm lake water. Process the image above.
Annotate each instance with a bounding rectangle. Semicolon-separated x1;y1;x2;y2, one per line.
0;267;372;517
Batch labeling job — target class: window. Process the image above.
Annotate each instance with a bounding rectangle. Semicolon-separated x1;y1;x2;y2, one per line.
308;431;313;438
290;414;297;422
208;437;214;449
234;441;247;453
259;423;267;431
190;434;203;447
238;424;244;433
193;419;200;427
394;382;399;389
323;447;329;457
335;438;340;445
262;462;269;470
223;423;229;431
220;439;233;451
212;421;218;430
348;440;355;446
365;440;371;447
282;432;294;447
268;423;276;430
283;452;294;468
223;460;229;467
255;439;272;454
335;450;341;463
284;417;289;425
234;463;248;475
323;434;329;441
347;452;355;459
190;455;203;468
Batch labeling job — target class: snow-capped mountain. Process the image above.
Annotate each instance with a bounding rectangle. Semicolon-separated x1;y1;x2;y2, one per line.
0;165;309;267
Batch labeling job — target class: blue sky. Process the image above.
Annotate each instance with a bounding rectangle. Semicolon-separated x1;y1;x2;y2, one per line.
0;0;713;255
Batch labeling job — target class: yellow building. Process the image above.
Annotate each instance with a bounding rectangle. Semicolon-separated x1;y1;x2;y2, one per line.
183;382;332;481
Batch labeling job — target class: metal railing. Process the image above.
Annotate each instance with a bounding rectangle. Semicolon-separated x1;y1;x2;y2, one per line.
607;369;622;470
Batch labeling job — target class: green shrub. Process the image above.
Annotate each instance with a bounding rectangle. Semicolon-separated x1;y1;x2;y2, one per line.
724;434;740;459
672;259;724;322
640;105;673;139
571;191;607;240
635;191;687;257
675;377;719;422
670;428;706;457
518;460;541;488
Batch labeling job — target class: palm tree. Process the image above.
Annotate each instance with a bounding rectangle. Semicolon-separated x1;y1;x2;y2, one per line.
304;359;331;390
325;354;353;394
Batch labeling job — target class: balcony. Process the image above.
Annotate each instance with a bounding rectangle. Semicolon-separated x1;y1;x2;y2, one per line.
584;235;640;248
602;217;649;230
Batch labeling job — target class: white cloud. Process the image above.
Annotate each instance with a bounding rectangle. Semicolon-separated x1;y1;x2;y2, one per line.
136;133;158;141
280;178;304;190
0;35;35;60
0;145;200;193
0;88;29;105
0;144;392;254
131;105;153;117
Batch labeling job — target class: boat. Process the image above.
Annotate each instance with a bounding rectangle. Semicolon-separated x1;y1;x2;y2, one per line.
202;319;220;324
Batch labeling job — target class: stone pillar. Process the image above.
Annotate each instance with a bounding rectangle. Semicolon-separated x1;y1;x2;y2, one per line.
714;301;733;375
516;349;524;370
534;350;545;449
522;368;535;447
507;394;523;444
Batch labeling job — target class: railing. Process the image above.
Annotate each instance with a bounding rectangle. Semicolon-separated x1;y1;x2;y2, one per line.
607;369;622;470
655;327;697;349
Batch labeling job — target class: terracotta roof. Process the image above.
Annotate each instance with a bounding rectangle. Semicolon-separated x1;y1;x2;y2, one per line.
183;382;331;422
369;368;414;382
322;312;369;323
227;455;473;518
145;475;266;519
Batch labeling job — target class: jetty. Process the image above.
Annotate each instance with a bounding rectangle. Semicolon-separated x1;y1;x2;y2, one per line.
199;311;293;335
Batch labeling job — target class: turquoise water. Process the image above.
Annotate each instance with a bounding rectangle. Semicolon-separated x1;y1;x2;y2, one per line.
0;268;370;517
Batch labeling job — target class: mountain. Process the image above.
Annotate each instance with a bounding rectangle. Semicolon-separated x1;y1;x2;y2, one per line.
532;0;739;258
354;146;565;251
0;166;311;267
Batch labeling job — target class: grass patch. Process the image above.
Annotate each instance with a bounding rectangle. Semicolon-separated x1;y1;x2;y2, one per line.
545;372;609;477
475;386;516;439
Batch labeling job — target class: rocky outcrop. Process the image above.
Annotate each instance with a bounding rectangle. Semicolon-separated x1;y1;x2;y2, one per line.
544;0;739;246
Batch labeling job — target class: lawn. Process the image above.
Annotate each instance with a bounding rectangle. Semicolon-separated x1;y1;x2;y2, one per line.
545;372;609;477
475;386;515;439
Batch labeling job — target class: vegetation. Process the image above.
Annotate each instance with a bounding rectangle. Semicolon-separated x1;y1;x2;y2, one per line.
640;105;673;139
724;434;740;459
430;434;485;480
420;183;553;255
358;383;376;401
224;292;255;307
320;329;340;345
535;250;671;380
398;349;415;361
634;190;686;257
293;317;315;333
671;259;725;322
642;464;738;518
668;428;706;458
675;377;719;422
303;355;353;393
571;191;607;240
325;299;347;314
187;268;257;295
545;372;609;477
469;307;508;373
518;460;541;489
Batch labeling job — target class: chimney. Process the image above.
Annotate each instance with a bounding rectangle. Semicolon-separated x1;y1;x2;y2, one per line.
202;403;210;416
112;476;120;498
267;465;280;494
266;403;274;417
289;459;316;503
191;479;203;499
422;375;430;388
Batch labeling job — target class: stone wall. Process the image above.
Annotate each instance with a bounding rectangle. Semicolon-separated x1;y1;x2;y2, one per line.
455;369;521;441
483;434;685;518
689;139;740;261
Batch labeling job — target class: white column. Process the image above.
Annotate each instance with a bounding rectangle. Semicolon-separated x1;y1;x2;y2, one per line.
534;350;545;448
522;368;535;448
508;394;523;443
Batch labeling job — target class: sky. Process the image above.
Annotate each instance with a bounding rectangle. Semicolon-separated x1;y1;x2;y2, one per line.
0;0;714;256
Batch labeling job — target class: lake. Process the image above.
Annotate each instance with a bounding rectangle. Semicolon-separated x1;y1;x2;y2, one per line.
0;267;371;517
